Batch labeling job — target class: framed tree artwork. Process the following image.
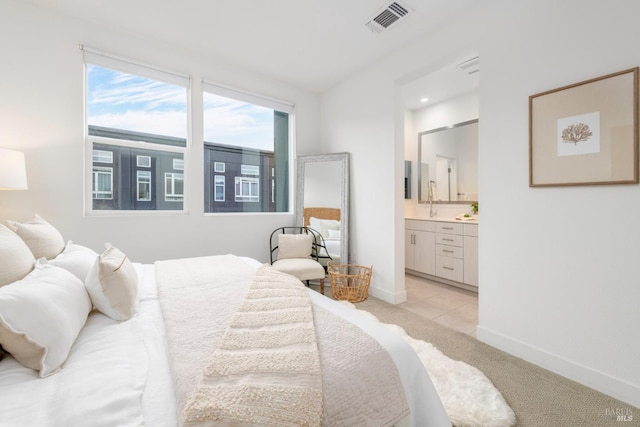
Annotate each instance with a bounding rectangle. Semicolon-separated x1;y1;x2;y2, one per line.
529;67;639;187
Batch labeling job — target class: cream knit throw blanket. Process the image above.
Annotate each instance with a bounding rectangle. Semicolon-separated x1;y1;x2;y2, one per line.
181;265;323;426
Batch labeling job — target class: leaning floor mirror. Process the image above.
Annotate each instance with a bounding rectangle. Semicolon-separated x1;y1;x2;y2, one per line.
295;153;350;265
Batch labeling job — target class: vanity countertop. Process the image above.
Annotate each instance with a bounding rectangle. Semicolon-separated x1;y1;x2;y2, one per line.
405;216;478;224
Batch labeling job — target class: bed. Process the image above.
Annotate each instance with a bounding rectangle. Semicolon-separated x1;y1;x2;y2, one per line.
0;216;451;427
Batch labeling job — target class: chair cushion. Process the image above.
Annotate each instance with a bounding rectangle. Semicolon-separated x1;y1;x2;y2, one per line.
272;258;325;281
277;233;313;259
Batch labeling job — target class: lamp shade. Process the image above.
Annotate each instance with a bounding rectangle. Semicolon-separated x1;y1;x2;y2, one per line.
0;148;28;190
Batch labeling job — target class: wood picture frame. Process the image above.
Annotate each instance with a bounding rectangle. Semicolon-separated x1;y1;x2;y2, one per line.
529;67;639;187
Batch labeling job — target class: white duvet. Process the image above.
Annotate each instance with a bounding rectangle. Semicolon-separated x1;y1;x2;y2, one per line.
0;263;175;427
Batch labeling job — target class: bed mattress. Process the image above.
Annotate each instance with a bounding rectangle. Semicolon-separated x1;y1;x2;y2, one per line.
0;258;449;426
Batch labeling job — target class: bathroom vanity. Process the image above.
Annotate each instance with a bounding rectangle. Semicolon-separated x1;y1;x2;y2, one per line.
405;217;478;291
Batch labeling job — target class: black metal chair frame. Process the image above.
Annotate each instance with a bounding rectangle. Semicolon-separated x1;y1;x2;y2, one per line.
269;226;333;270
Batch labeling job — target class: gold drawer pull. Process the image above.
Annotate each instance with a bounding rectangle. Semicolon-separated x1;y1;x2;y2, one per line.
442;238;454;242
443;249;454;253
443;266;454;271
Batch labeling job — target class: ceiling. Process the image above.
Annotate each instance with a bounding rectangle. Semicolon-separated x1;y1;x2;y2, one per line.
402;55;479;110
23;0;476;99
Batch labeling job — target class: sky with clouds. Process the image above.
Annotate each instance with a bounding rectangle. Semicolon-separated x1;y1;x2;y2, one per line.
87;65;275;151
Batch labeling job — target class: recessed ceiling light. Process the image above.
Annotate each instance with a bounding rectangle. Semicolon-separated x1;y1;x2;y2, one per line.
420;97;429;103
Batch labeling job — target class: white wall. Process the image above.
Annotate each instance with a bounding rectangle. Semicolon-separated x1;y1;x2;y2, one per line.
322;0;640;407
0;0;321;263
476;0;640;408
321;70;404;302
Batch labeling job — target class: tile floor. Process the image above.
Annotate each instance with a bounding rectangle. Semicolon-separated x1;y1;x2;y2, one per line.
401;273;478;337
312;273;479;337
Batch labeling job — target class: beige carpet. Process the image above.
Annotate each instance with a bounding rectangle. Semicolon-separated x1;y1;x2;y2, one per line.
354;296;639;427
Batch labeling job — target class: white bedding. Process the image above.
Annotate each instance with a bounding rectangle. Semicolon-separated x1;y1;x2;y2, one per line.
0;257;449;427
0;263;172;427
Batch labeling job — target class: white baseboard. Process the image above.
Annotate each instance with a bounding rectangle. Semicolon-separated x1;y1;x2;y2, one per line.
367;285;407;304
476;325;640;409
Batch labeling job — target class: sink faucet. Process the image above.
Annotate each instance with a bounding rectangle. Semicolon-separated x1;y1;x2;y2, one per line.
428;180;437;217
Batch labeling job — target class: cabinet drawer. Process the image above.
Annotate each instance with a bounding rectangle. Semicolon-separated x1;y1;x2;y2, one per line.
435;244;463;258
405;219;435;232
435;222;463;235
435;255;464;282
435;233;463;247
463;223;478;237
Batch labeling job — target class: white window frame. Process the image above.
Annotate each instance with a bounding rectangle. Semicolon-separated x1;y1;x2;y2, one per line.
137;155;151;168
214;162;225;173
83;46;190;216
202;80;295;215
214;175;225;202
137;170;152;201
93;150;113;164
173;158;184;171
240;164;260;176
92;166;113;199
235;176;259;202
165;172;184;202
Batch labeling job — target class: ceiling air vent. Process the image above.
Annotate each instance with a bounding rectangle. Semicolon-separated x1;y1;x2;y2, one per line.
457;56;480;75
365;1;413;33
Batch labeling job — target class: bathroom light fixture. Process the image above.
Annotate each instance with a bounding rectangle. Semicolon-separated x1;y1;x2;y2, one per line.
0;148;28;190
420;97;429;103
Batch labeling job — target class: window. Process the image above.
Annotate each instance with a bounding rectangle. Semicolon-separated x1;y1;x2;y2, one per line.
84;47;189;213
202;81;292;213
235;177;259;202
165;173;184;202
214;175;225;201
137;171;151;201
240;164;260;176
92;166;113;199
93;150;113;164
137;155;151;168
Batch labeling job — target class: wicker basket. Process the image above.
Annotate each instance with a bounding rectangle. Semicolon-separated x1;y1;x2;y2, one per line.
328;264;372;302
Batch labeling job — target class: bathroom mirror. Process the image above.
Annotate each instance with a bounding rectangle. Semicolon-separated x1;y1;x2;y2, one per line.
295;153;349;264
418;119;478;204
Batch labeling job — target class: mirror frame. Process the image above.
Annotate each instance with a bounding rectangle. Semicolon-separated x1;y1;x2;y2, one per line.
418;119;478;205
295;152;350;264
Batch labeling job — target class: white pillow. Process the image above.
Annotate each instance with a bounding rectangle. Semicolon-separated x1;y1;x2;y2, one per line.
309;217;340;238
48;240;99;282
327;229;341;240
85;244;138;321
277;233;313;260
0;263;91;377
0;224;35;287
6;214;65;259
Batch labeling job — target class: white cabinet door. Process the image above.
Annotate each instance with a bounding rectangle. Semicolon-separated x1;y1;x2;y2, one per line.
405;228;435;275
463;235;478;287
414;230;436;275
405;229;416;271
